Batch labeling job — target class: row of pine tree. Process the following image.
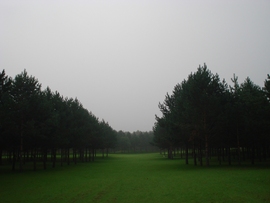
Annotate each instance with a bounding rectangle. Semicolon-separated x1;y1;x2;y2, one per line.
153;64;270;166
0;70;117;171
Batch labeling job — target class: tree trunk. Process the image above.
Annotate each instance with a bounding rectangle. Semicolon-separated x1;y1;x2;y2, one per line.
242;147;246;161
218;147;221;165
67;148;70;165
198;143;203;166
193;143;197;166
85;148;87;162
263;145;267;161
222;147;225;162
185;143;189;164
91;148;95;161
52;148;56;168
12;149;16;170
88;148;91;162
80;149;84;162
258;147;262;162
60;148;63;167
205;134;209;166
228;147;231;165
19;131;23;172
0;147;2;165
193;151;197;166
43;149;47;170
8;150;12;163
251;145;255;165
33;149;37;171
237;128;241;165
19;113;25;172
74;148;77;164
199;148;203;166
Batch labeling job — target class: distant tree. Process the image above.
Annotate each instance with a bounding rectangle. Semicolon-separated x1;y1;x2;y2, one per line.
99;120;117;157
116;131;131;153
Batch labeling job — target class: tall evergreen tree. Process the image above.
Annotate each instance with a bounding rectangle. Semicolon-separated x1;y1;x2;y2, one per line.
0;70;12;165
10;70;42;170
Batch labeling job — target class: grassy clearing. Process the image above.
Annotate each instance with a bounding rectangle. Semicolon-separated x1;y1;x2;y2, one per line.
0;153;270;203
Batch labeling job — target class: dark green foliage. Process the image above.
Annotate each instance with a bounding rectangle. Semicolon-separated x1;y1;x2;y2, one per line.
153;64;270;165
0;70;117;170
263;74;270;100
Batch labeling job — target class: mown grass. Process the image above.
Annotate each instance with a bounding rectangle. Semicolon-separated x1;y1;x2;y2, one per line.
0;153;270;203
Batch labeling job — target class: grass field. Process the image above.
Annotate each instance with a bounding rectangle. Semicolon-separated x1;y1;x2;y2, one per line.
0;153;270;203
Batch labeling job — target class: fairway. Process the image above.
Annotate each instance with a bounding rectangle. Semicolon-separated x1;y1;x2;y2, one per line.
0;153;270;203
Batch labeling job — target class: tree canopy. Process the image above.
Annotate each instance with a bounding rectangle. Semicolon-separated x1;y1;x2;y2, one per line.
153;64;270;166
0;69;117;170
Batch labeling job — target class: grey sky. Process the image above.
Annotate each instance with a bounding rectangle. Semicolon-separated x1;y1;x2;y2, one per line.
1;0;269;132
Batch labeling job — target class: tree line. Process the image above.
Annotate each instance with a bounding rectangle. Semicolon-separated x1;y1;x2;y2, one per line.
0;70;117;171
153;64;270;166
115;130;158;153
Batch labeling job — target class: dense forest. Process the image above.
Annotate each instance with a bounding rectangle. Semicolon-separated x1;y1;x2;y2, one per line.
0;69;157;171
0;70;118;171
1;65;269;171
153;64;270;166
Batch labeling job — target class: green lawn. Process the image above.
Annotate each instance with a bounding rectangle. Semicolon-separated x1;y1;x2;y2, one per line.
0;153;270;203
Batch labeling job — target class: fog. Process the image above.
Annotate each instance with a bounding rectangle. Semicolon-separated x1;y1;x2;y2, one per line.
1;0;269;132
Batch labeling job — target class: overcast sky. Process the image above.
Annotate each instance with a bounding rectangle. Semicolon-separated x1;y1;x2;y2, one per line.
1;0;269;132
